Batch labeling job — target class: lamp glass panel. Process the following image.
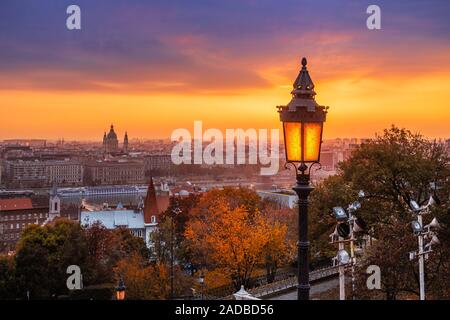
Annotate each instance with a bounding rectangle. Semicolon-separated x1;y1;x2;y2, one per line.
303;122;322;162
284;122;301;162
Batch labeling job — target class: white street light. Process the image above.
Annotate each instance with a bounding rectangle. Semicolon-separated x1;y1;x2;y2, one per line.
333;207;347;221
408;191;441;301
426;195;440;208
410;200;420;211
424;217;440;230
337;249;350;265
411;221;423;234
330;190;366;300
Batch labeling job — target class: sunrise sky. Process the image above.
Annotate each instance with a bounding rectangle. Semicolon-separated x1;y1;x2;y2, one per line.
0;0;449;141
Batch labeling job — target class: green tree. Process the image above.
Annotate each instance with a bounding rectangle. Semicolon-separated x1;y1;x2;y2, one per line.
15;220;88;299
0;255;17;299
311;126;449;299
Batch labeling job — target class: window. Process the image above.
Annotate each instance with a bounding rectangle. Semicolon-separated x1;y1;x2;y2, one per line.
151;216;156;224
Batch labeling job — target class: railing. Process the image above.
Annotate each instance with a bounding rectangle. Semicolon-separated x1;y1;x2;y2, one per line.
247;265;339;299
202;265;338;300
204;269;295;300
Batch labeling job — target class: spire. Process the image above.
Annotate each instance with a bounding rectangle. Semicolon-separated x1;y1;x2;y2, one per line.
144;177;159;224
50;182;58;197
123;131;129;153
292;57;316;99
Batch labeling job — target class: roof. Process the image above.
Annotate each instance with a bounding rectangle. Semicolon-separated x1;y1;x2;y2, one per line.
80;209;144;229
292;57;315;96
0;198;33;211
143;178;170;224
106;125;118;140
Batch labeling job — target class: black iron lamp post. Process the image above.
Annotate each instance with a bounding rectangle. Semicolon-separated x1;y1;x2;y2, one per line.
277;57;328;300
199;271;205;300
170;200;182;300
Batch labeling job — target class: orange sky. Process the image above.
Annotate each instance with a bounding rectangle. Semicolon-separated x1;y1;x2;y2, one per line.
1;67;449;141
0;1;449;141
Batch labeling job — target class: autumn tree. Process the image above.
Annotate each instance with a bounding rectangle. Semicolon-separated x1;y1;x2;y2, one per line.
153;194;201;264
260;202;296;282
185;188;294;290
114;254;170;300
83;222;116;285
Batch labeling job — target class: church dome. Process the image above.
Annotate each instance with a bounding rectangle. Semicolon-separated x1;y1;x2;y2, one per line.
107;125;118;140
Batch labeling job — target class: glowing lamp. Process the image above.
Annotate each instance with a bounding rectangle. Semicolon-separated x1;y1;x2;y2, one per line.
116;278;126;301
276;56;330;301
278;58;327;164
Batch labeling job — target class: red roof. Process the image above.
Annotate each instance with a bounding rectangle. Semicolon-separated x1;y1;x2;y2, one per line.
143;178;170;224
0;198;33;211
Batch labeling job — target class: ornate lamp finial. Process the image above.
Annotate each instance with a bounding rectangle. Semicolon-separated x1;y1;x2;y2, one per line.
301;57;307;67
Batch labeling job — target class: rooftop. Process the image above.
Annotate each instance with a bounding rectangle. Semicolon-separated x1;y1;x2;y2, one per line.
80;209;144;229
0;198;33;211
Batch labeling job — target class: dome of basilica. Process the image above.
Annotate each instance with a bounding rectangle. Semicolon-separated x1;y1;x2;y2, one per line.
107;125;118;139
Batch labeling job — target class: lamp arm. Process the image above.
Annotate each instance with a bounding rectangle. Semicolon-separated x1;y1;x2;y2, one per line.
285;161;321;177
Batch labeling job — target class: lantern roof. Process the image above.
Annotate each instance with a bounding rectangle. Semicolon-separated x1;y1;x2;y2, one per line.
287;57;321;112
292;57;316;98
278;57;328;123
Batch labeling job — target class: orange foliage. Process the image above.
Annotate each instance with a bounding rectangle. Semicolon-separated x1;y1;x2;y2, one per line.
185;190;294;289
114;254;169;300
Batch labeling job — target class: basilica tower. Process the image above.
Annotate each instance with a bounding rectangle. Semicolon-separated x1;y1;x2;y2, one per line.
104;124;119;154
124;132;129;153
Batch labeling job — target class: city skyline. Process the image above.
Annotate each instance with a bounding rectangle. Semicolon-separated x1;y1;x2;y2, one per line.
1;0;449;140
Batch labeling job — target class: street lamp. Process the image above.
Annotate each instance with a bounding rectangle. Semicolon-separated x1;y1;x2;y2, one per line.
408;194;441;300
170;199;182;300
199;271;205;300
330;190;366;300
116;277;126;301
278;57;328;300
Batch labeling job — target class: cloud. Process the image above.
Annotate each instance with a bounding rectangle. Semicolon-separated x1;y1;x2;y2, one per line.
0;0;449;94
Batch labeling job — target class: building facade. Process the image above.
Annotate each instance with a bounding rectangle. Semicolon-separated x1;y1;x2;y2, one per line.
0;191;78;253
144;154;172;174
0;197;50;252
84;160;145;185
46;160;84;186
4;159;83;188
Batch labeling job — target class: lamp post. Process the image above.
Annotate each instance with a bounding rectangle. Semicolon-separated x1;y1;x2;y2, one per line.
116;277;126;301
408;195;441;300
277;57;328;300
330;191;366;300
170;200;182;300
199;271;205;300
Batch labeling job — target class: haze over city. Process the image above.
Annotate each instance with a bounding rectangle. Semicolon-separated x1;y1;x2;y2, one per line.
1;0;449;141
